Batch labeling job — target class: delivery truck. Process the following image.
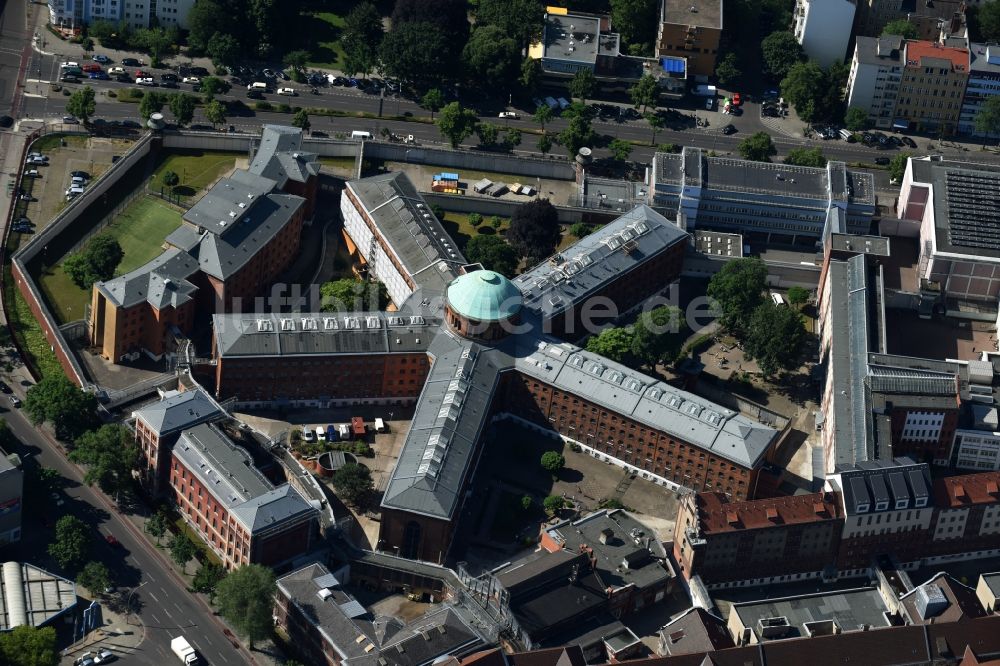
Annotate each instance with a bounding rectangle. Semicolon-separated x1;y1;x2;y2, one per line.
171;636;201;665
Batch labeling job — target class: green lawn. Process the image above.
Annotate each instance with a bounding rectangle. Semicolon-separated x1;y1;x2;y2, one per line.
319;155;358;175
151;151;242;204
30;134;87;152
305;11;347;69
38;197;183;323
439;212;510;252
6;278;61;379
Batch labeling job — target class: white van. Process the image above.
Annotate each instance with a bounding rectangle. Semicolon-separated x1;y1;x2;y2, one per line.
247;82;267;91
351;130;372;140
374;418;387;433
316;426;327;442
770;292;786;306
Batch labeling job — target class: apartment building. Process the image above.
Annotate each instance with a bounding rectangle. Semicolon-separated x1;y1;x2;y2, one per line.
928;471;1000;562
131;387;225;496
170;423;317;570
534;9;621;76
0;450;22;546
855;0;977;39
793;0;858;68
892;40;970;135
649;148;877;248
959;43;1000;136
672;491;844;587
47;0;196;30
656;0;722;79
954;405;1000;471
847;36;904;129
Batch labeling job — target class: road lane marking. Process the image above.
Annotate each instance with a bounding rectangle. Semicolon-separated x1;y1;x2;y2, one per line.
163;607;174;620
148;591;160;603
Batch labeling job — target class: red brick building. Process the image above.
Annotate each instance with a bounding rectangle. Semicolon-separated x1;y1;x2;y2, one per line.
170;422;317;570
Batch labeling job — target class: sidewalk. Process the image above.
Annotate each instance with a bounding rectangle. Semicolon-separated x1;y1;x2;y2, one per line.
61;601;144;665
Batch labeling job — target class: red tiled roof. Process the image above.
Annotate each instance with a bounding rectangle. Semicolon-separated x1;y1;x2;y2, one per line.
934;471;1000;508
697;491;843;534
904;40;969;71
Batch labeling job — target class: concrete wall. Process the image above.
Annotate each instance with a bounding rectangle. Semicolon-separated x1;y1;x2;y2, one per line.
363;142;576;180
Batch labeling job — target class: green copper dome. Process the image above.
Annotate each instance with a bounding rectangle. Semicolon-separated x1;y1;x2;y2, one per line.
446;270;523;322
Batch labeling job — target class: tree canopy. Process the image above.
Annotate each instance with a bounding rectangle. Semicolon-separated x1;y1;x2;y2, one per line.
506;199;561;264
882;19;918;39
888;152;912;182
585;327;636;366
437;102;479;148
558;112;596;157
341;2;383;77
49;515;91;571
169;532;199;568
291;109;310;132
975;96;1000;143
0;625;58;666
761;31;804;79
138;90;164;120
332;462;374;506
63;234;124;290
744;301;807;376
463;25;521;89
738;132;777;162
611;0;657;55
421;89;445;120
569;69;597;103
786;286;810;307
464;235;519;278
475;0;544;44
784;147;827;167
540;451;565;473
77;561;112;596
979;1;1000;42
844;106;869;131
25;374;98;440
629;74;660;114
169;93;196;126
204;99;228;127
706;257;768;336
715;52;742;87
193;562;227;600
632;305;688;366
780;60;827;123
216;564;276;650
320;279;387;311
609;138;633;162
68;424;137;500
66;86;96;124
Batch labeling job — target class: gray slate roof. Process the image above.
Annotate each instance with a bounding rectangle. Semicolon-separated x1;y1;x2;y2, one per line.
132;388;224;436
213;312;439;358
95;247;199;309
835;457;930;516
249;124;320;186
513;205;688;321
173;423;316;534
854;36;903;67
182;169;276;236
732;587;892;642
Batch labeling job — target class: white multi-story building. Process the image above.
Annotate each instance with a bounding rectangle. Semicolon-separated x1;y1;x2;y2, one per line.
847;36;903;129
954;405;1000;471
793;0;857;68
959;42;1000;136
47;0;195;30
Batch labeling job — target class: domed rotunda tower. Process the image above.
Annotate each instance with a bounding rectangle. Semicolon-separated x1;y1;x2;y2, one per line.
444;269;523;341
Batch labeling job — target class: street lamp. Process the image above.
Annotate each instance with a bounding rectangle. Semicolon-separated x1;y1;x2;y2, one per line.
125;580;148;625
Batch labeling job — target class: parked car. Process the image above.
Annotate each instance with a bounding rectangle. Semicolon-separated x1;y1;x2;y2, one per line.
732;92;742;106
94;649;116;664
9;395;21;408
246;89;264;100
722;123;737;135
263;68;276;78
278;69;290;80
82;63;102;73
120;57;141;67
16;217;33;227
71;170;90;180
874;156;891;165
276;87;297;96
89;71;110;80
160;80;177;88
105;534;121;547
161;72;178;82
108;66;125;75
92;54;111;63
59;74;80;83
498;111;518;119
26;153;48;164
902;136;917;148
23;169;39;178
136;77;156;86
0;381;12;394
182;76;200;84
74;652;94;666
189;66;209;77
0;116;12;128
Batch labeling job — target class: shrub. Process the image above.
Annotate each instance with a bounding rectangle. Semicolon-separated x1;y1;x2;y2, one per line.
254;101;273;111
468;213;483;227
277;103;292;114
543;495;565;514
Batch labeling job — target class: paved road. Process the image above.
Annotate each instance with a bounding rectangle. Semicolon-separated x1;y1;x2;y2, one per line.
2;398;248;666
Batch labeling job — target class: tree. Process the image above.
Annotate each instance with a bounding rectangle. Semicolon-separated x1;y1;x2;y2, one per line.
192;562;227;601
780;60;826;123
216;564;276;650
571;222;594;238
715;52;741;87
463;25;521;90
24;374;98;440
465;235;519;277
761;31;804;79
291;109;310;133
476;0;545;44
69;424;137;500
66;86;96;124
888;152;912;182
476;122;499;147
146;508;168;545
631;305;688;366
629;74;660;114
744;301;807;376
974;96;1000;145
437;102;479;148
0;625;58;666
738;131;777;162
199;76;230;101
206;32;240;67
558;112;595;157
537;132;553;155
786;286;810;307
169;93;196;126
521;495;533;511
645;112;664;146
609;138;632;162
980;1;1000;42
64;234;124;289
341;2;383;77
77;561;112;596
168;532;199;569
332;463;373;507
585;327;636;365
320;278;387;311
533;104;553;130
569;69;597;103
507;199;561;263
204;99;227;128
707;257;768;336
844;106;869;131
283;49;310;74
882;19;918;39
162;170;179;187
503;127;522;152
137;89;164;120
380;22;451;92
610;0;657;54
543;495;565;514
48;515;90;571
421;88;445;121
540;451;565;474
186;1;229;54
391;0;470;46
784;147;827;167
520;57;542;93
